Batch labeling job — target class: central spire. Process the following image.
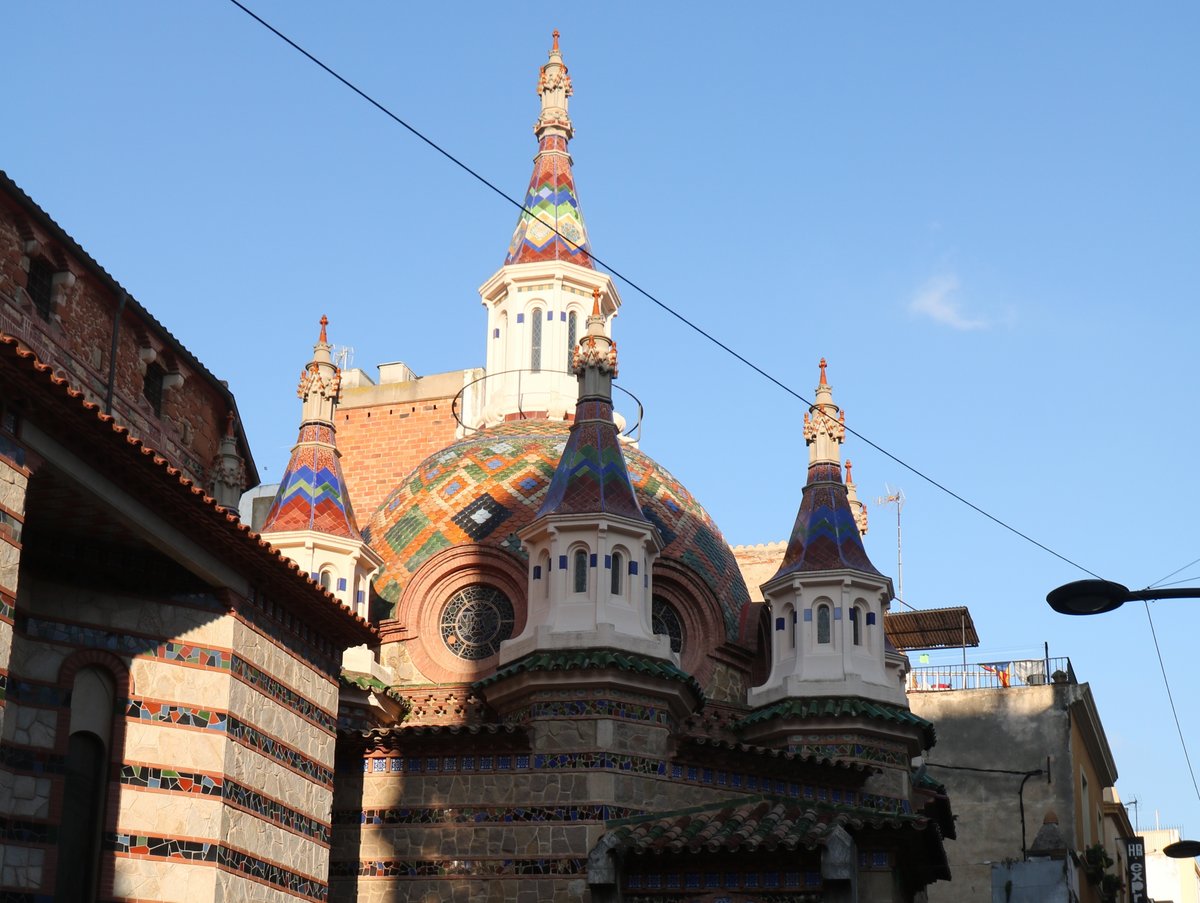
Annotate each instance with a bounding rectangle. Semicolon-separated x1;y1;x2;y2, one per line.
504;31;593;268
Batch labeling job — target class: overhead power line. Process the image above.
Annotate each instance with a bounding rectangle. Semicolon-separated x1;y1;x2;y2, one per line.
223;0;1100;582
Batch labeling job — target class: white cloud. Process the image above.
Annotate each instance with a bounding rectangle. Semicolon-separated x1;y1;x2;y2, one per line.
908;274;990;331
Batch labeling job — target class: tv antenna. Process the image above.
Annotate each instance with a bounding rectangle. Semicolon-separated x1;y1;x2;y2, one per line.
876;485;906;601
333;345;355;371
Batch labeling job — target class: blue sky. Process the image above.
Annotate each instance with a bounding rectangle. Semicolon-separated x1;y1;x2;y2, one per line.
8;3;1200;838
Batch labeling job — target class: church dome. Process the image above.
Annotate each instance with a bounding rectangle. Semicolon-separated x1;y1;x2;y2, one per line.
364;419;753;645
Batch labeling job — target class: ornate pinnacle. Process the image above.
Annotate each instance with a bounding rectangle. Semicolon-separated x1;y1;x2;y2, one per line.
318;314;329;344
552;28;560;52
819;357;828;386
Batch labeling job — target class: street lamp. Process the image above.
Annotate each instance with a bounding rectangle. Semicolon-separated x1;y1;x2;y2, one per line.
1163;840;1200;859
1045;579;1200;616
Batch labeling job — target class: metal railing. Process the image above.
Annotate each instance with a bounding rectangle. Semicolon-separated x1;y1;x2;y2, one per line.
907;657;1076;692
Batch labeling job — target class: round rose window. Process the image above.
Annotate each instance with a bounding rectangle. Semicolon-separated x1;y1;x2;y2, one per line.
440;585;516;660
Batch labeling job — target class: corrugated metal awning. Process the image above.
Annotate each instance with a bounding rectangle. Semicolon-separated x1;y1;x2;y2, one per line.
885;606;979;651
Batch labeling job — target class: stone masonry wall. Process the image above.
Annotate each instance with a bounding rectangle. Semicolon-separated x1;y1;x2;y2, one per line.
0;450;27;892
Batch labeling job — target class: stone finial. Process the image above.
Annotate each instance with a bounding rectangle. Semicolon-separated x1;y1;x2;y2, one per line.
574;295;617;378
802;358;845;466
535;29;574;140
845;459;869;537
319;314;329;344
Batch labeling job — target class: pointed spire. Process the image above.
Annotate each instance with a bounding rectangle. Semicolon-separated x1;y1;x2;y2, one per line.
504;32;593;268
771;360;880;580
844;459;869;537
537;302;641;521
261;317;362;539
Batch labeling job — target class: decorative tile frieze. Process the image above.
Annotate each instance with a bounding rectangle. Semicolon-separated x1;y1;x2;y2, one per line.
107;833;328;900
3;677;67;707
336;857;586;879
228;716;333;787
125;699;227;731
19;615;231;669
504;697;671;726
0;743;63;775
121;764;221;795
231;656;337;733
0;816;56;845
344;804;640;827
120;765;331;842
239;590;341;677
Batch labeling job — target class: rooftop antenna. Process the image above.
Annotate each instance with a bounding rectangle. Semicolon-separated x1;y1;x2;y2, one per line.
333;345;355;371
876;485;906;601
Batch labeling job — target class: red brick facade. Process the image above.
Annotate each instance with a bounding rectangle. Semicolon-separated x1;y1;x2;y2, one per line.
335;393;461;522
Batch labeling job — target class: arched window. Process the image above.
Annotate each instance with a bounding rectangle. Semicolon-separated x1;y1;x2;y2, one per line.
611;551;624;595
567;310;578;355
530;307;543;372
652;596;684;654
57;666;116;901
816;604;831;645
852;604;863;646
540;552;551;599
573;549;588;593
319;569;333;592
788;604;797;649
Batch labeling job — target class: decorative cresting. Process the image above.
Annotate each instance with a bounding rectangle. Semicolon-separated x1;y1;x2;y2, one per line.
498;299;671;665
505;30;592;267
749;359;909;712
262;317;358;538
261;317;382;616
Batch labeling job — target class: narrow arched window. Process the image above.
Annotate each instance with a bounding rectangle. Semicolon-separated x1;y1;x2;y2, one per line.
573;549;588;593
852;605;863;646
319;569;333;592
531;307;543;372
567;310;578;355
540;552;551;599
788;605;796;649
611;551;624;595
817;605;831;645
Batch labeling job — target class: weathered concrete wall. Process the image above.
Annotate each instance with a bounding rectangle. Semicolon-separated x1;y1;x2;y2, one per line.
910;684;1080;903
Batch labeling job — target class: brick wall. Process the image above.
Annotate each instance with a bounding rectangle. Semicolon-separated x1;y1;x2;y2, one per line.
0;186;242;490
335;384;466;525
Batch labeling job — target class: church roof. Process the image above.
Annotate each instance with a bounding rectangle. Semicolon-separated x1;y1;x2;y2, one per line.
604;793;934;856
363;420;753;644
260;422;361;538
475;649;704;701
773;461;883;580
735;696;936;749
503;33;593;268
536;399;645;520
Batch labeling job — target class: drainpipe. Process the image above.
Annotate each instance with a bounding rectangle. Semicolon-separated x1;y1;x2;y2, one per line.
104;291;128;415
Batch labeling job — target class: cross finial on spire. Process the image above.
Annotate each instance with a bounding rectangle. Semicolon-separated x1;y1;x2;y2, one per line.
844;459;853;483
552;29;560;51
819;357;828;385
319;315;329;344
592;286;601;316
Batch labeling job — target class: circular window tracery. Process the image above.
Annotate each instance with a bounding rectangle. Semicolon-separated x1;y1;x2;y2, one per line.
440;585;515;660
652;596;683;654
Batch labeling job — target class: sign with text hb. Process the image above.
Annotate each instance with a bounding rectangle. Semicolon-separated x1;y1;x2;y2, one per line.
1124;836;1147;903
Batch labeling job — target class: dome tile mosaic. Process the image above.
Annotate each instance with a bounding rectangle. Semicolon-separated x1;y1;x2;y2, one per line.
364;420;751;642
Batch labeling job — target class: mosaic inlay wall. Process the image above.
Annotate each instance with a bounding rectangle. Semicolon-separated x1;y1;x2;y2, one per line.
107;833;328;900
339;857;587;879
261;423;360;538
345;803;639;827
365;420;751;641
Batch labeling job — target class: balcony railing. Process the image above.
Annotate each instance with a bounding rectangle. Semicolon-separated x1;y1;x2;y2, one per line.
907;657;1076;692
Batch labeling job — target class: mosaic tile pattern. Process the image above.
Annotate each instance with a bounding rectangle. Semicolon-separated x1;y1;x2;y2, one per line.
504;135;593;268
242;589;342;677
228;715;334;787
107;833;328;900
538;400;645;521
121;765;330;842
261;423;360;538
122;764;221;795
625;871;822;896
125;700;226;730
0;595;15;622
350;804;639;827
343;857;587;879
232;655;338;733
365;420;752;642
503;698;672;726
774;462;883;580
0;816;56;845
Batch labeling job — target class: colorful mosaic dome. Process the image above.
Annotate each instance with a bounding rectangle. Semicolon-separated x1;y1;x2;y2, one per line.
504;135;593;268
364;420;752;643
261;423;360;539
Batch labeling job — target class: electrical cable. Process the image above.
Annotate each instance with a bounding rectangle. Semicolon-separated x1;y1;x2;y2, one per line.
223;0;1104;583
1147;555;1200;589
1140;601;1200;805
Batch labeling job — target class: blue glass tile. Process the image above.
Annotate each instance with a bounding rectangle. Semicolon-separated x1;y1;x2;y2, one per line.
558;555;568;570
517;313;525;323
775;618;785;631
559;311;566;321
804;609;813;621
493;328;500;338
533;566;542;580
337;578;347;591
629;560;638;575
834;607;842;620
589;554;597;567
867;612;877;625
604;555;611;569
